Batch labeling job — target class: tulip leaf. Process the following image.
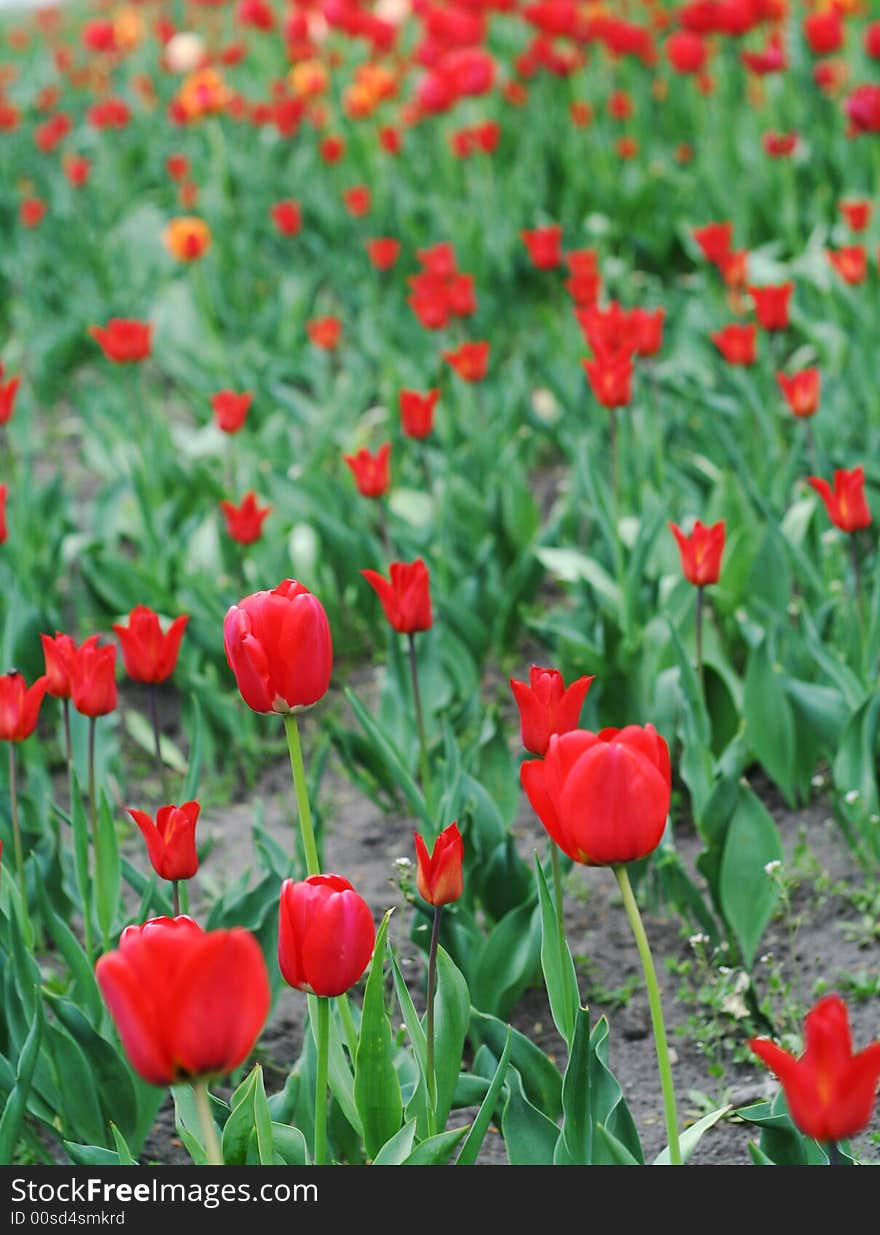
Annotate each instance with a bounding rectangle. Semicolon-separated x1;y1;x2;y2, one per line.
535;857;579;1049
344;687;433;829
49;996;139;1143
501;1068;559;1165
47;1024;107;1148
182;695;205;802
744;635;797;806
95;791;122;945
471;899;542;1019
269;1123;308;1166
0;986;42;1164
469;1010;562;1120
594;1123;640;1165
402;1124;469;1165
222;1065;261;1166
371;1119;417;1165
456;1028;511;1166
63;1142;122;1167
355;911;403;1159
653;1103;732;1165
34;879;102;1025
123;709;189;774
590;1017;643;1163
719;787;782;969
110;1124;138;1166
556;1005;591;1164
433;947;469;1132
833;694;880;819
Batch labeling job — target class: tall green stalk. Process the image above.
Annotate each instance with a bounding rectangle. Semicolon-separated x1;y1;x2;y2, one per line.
284;713;320;876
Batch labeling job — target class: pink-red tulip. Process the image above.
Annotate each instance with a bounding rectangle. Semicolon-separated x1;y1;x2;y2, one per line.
128;802;200;882
278;874;375;996
113;606;189;684
509;666;595;756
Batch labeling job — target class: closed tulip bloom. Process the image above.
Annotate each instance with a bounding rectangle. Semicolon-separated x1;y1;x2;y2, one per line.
839;199;871;232
521;725;672;866
750;995;880;1143
399;388;439;439
344;443;391;499
220;492;272;544
692;220;733;265
365;237;401;271
89;318;152;363
361;559;432;633
748;282;793;331
808;467;871;532
776;369;820;418
0;671;49;741
631;307;664;357
711;323;757;365
669;519;726;587
582;346;634;408
113;606;189;684
128;802;199;881
343;185;371;217
414;822;464;906
40;631;101;698
69;640;117;717
443;340;489;382
307;317;342;350
666;30;707;74
211;390;252;434
279;874;375;997
0;374;20;424
827;246;867;285
520;225;563;270
223;579;332;715
271;199;302;235
163;216;211;262
96;916;270;1086
510;666;595;756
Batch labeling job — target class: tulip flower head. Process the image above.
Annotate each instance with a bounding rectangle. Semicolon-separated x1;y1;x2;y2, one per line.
399;389;439;439
711;323;757;365
521;724;672;867
224;579;333;715
40;631;101;699
827;246;867;285
163;216;212;262
307;317;342;350
510;666;595;756
776;370;820;419
0;670;49;742
278;874;375;997
582;345;634;408
748;282;793;331
361;559;432;634
113;605;189;685
413;822;464;906
128;801;199;881
365;238;401;270
0;374;20;424
211;390;252;434
839;200;871;232
669;520;726;587
271;200;302;235
750;995;880;1143
808;467;871;533
343;443;391;499
69;639;117;717
96;916;270;1086
443;340;489;382
89;318;152;364
220;492;272;544
692;221;733;265
520;225;563;270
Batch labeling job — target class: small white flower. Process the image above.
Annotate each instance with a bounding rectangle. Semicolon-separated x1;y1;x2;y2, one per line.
764;859;782;876
688;932;709;949
845;789;860;805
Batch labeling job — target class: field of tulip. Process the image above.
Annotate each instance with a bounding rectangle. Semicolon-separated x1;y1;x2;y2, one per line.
1;0;879;1181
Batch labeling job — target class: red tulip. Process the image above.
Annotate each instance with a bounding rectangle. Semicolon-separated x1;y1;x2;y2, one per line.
0;671;49;741
803;11;842;57
343;443;391;499
776;370;820;419
0;370;19;426
271;200;302;236
827;246;867;285
719;249;749;289
129;802;199;881
399;388;439;439
361;559;432;633
220;492;272;544
510;666;595;756
520;225;563;270
365;238;401;270
69;639;117;717
442;341;489;382
521;724;672;866
63;154;91;188
582;345;634;408
669;519;726;587
750;995;880;1143
342;185;371;217
666;30;707;74
839;200;871;232
113;605;189;684
96;916;270;1086
763;131;798;157
307;317;341;350
630;307;664;357
166;154;190;182
278;874;375;996
413;822;464;906
808;467;871;532
223;579;333;715
0;484;6;544
319;135;345;163
40;631;101;698
20;198;46;228
89;318;152;364
211;390;252;434
711;323;757;365
748;283;793;331
692;221;733;265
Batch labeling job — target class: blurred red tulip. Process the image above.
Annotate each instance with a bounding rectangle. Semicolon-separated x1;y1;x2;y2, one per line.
211;390;252;434
808;467;871;532
271;200;302;236
669;519;726;587
40;632;101;699
0;671;48;742
711;322;757;365
399;388;439;439
113;606;189;685
827;246;867;285
666;30;707;74
521;225;563;270
776;369;820;419
748;283;793;330
307;317;341;350
692;221;733;264
582;345;634;407
365;237;401;270
344;443;391;498
361;559;432;633
839;199;871;232
220;492;272;544
89;319;152;364
20;198;46;228
803;11;843;57
0;375;20;424
163;216;211;262
69;639;117;718
443;340;489;382
342;185;371;217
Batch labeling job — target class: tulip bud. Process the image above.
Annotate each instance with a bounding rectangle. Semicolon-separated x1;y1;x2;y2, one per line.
278;874;375;996
128;802;199;881
413;823;464;906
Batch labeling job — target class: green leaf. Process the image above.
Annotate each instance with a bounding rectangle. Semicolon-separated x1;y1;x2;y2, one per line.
402;1124;469;1165
110;1124;138;1166
95;791;122;944
47;1024;107;1147
470;1011;562;1120
471;899;541;1019
433;948;469;1132
744;636;797;806
589;1017;643;1163
182;696;205;802
534;547;622;611
354;911;402;1158
123;709;188;774
49;997;139;1142
594;1123;640;1165
501;1068;559;1165
34;882;102;1025
556;1005;591;1165
371;1119;417;1165
63;1143;121;1166
222;1065;260;1166
654;1104;731;1165
269;1123;308;1166
833;695;880;818
344;688;433;829
719;787;782;968
535;858;579;1048
308;995;362;1137
0;987;43;1163
456;1029;511;1166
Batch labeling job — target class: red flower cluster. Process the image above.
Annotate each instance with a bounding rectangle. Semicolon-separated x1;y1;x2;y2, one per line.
407;242;475;330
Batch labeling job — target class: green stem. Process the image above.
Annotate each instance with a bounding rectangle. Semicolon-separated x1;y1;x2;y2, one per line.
8;742;25;902
149;684;167;801
613;863;681;1166
89;717;109;951
827;1140;847;1166
850;532;866;656
172;879;180;917
62;697;72;783
695;585;705;695
407;633;432;805
425;904;442;1136
284;713;320;876
314;996;330;1166
550;844;565;941
192;1080;223;1166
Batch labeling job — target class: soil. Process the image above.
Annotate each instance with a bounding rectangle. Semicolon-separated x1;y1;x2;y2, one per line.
134;706;880;1169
